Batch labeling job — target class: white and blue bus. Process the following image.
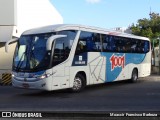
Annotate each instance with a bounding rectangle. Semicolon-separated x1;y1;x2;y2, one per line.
6;24;151;92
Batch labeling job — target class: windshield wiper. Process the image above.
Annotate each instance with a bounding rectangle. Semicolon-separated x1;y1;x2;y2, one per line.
16;52;26;72
30;50;37;69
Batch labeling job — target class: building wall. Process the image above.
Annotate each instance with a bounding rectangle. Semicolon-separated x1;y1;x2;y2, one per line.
0;0;63;84
15;0;63;37
0;0;16;25
0;43;16;79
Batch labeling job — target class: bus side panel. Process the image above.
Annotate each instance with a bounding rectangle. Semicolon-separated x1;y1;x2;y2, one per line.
70;52;107;87
101;52;148;82
51;76;70;90
101;52;125;82
137;51;151;77
88;52;106;84
51;64;70;90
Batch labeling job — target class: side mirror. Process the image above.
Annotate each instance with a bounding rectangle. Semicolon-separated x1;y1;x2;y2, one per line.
5;38;18;53
46;35;67;51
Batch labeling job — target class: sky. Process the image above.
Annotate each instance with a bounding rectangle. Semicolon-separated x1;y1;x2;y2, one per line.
50;0;160;29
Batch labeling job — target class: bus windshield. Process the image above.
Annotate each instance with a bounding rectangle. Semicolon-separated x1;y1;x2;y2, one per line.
13;33;55;72
13;30;77;72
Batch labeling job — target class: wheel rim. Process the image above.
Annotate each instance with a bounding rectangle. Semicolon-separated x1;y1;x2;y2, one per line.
72;77;82;91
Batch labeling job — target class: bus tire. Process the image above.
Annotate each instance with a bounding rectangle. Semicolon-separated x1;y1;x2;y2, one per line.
130;69;138;83
71;74;86;92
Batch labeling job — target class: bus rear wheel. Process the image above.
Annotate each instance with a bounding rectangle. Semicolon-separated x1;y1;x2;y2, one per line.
71;74;85;92
130;69;138;83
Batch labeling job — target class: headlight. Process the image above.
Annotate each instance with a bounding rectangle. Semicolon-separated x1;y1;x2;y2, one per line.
35;73;51;79
12;74;15;77
12;72;16;77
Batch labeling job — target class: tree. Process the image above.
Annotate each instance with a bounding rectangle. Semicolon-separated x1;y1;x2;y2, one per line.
131;12;160;46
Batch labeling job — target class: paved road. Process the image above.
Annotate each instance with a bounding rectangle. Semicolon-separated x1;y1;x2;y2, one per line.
0;75;160;112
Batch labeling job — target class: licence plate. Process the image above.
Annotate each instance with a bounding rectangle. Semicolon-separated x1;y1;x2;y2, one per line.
22;83;29;88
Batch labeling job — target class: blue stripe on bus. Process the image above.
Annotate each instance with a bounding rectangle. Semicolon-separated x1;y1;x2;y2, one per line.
100;52;146;82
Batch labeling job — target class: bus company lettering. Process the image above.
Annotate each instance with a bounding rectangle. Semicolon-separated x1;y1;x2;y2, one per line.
110;54;125;71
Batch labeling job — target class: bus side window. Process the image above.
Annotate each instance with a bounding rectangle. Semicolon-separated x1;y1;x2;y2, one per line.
144;41;149;53
108;35;115;52
75;31;101;55
125;38;131;53
52;30;77;67
92;33;101;52
76;39;87;54
131;39;137;53
87;37;94;51
102;34;110;52
114;36;126;53
75;31;92;55
137;40;142;53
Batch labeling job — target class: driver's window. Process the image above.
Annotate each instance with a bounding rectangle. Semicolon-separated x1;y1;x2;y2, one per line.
52;30;77;67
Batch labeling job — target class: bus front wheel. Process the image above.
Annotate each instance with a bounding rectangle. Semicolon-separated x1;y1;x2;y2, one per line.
71;74;86;92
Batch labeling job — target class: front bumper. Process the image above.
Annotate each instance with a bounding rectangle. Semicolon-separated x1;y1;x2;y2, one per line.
12;77;52;91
